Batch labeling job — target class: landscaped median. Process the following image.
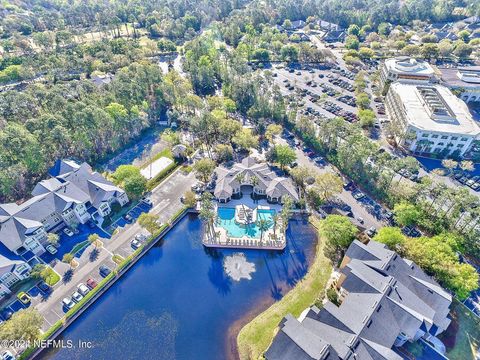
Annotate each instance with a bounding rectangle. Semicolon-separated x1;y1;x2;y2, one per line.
236;217;332;360
18;206;190;360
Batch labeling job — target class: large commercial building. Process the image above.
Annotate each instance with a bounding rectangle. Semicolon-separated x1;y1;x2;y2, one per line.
385;83;480;157
0;160;129;257
439;66;480;103
380;57;437;92
265;240;452;360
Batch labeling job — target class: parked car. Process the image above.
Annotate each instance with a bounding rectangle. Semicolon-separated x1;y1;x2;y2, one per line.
131;238;141;249
1;350;15;360
78;283;90;296
62;297;75;309
353;192;365;200
356;217;364;224
72;291;83;303
142;197;153;206
46;244;57;255
124;213;133;223
63;228;74;237
366;227;377;237
99;265;112;277
37;281;51;293
135;233;148;242
17;292;31;304
86;278;98;289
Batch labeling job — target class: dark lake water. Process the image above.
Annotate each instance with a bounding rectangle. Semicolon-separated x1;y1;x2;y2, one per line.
38;214;318;360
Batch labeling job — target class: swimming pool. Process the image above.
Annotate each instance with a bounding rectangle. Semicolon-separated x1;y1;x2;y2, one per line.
216;207;275;239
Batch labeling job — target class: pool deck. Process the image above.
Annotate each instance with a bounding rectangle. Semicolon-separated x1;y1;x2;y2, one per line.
204;198;286;251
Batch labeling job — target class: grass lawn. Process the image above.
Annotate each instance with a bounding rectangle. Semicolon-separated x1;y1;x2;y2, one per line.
141;148;174;168
237;218;332;360
43;267;61;286
441;299;480;360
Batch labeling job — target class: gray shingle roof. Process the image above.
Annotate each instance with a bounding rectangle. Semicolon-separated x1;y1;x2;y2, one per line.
266;240;452;360
214;157;298;201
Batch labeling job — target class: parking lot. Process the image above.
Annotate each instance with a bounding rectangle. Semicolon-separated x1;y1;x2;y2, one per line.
272;65;358;123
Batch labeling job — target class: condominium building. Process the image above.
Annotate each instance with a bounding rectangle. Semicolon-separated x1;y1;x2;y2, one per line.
265;240;452;360
380;57;436;92
0;160;129;256
385;83;480;157
0;243;32;299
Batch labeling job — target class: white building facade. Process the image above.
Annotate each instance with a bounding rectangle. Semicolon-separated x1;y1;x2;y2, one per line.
380;57;437;93
385;83;480;158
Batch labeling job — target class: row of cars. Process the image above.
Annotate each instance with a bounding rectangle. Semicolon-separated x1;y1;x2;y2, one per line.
328;77;354;92
62;278;100;311
320;101;357;122
452;171;480;191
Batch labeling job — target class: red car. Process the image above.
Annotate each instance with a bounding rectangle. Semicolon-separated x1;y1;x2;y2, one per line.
86;278;98;289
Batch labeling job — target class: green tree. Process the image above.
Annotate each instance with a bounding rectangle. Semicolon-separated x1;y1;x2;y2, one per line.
0;309;43;343
373;227;405;249
454;42;473;60
358;109;376;128
356;92;370;110
347;24;360;36
47;233;60;246
458;30;471;42
421;43;439;59
256;218;272;244
88;233;101;248
321;215;357;261
124;173;147;199
345;35;359;50
138;213;161;234
313;173;343;202
62;253;74;265
232;128;259;151
193;158;216;183
272;145;296;169
183;190;197;208
112;165;141;185
393;202;421;227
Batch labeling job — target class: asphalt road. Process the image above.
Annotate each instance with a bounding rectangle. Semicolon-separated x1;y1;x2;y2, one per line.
34;168;196;332
275;136;385;230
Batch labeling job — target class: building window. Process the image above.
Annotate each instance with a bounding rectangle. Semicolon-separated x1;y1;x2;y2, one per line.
431;134;439;138
421;133;429;138
461;137;468;141
441;135;448;139
451;136;458;140
438;142;444;146
457;144;464;148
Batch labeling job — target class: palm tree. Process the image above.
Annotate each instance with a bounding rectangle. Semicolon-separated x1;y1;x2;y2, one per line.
256;219;271;245
272;214;280;236
199;192;215;239
460;160;474;173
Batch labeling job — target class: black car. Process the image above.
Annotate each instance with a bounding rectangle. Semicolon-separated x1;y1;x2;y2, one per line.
99;265;112;277
37;281;51;293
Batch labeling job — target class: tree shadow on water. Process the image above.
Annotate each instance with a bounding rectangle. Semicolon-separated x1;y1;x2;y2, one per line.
207;257;232;296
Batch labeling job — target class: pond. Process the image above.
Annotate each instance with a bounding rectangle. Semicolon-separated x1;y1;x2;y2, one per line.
38;214;318;360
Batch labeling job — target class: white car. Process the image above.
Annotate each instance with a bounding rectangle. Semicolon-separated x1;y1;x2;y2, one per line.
72;291;83;303
62;297;75;309
1;350;15;360
135;233;148;242
46;245;57;254
77;283;90;296
131;238;141;249
63;228;74;237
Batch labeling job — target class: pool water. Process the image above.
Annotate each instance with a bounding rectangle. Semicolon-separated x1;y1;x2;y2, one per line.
38;214;317;360
216;207;275;239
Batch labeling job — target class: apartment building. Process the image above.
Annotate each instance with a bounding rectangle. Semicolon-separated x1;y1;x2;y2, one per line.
0;160;129;257
265;240;452;360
